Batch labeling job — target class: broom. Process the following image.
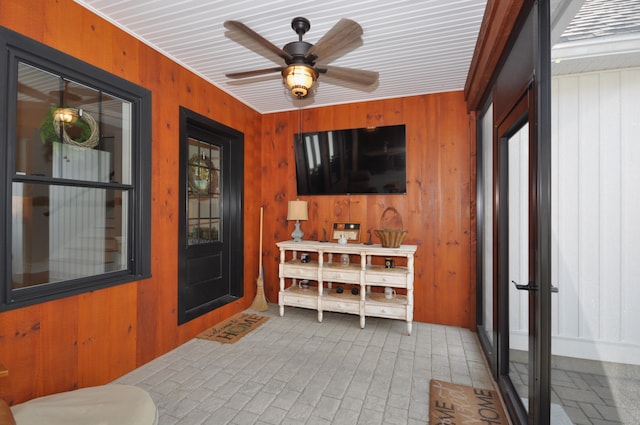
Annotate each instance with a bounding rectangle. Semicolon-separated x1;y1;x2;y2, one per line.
250;206;268;311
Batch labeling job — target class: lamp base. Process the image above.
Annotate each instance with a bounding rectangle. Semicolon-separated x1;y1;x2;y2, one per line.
291;220;304;242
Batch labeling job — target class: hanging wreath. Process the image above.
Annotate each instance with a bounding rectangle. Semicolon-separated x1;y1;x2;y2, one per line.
40;107;100;148
188;154;219;195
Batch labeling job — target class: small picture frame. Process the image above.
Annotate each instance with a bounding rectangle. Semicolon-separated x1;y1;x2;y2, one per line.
331;223;361;243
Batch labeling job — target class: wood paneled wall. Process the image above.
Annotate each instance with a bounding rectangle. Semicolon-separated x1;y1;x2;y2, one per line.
0;0;262;404
260;93;476;328
0;0;476;406
464;0;527;110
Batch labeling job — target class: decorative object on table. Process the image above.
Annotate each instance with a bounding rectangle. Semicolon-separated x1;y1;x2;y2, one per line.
250;206;268;311
384;258;395;268
188;152;218;194
287;199;308;242
40;106;100;148
384;287;396;299
351;286;359;295
320;228;328;242
340;253;350;266
335;286;344;294
338;234;348;245
364;229;374;245
331;222;361;243
374;207;408;248
298;280;310;289
300;253;311;263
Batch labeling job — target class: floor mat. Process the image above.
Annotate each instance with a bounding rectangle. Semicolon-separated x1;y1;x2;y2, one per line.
196;312;269;344
429;379;509;425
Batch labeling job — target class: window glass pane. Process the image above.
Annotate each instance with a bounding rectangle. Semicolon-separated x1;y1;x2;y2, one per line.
16;62;132;184
481;103;494;344
16;63;59;177
187;138;221;245
11;182;129;289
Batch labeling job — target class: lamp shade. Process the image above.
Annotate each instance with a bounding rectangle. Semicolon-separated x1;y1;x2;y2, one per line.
287;200;308;221
282;65;318;98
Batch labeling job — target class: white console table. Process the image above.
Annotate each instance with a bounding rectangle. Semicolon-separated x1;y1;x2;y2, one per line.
276;240;417;335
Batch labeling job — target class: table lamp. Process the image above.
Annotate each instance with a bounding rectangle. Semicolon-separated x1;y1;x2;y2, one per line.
287;199;308;242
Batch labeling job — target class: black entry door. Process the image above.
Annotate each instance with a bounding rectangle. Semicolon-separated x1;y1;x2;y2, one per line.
178;108;244;325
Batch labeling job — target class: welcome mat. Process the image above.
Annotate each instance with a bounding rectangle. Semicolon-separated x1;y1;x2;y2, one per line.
196;313;269;344
429;379;509;425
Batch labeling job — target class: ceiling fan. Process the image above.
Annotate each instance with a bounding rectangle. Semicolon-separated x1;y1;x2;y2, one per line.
224;17;378;98
18;82;102;105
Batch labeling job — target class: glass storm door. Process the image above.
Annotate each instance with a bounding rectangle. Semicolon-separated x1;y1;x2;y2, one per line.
496;88;551;425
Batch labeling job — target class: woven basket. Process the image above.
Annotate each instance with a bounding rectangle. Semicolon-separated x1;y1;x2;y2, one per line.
375;207;407;248
375;229;407;248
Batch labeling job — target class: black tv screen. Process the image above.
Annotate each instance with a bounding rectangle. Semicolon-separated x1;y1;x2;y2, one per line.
294;124;407;195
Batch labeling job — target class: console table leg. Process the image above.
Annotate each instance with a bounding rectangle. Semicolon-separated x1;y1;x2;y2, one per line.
279;305;284;317
406;322;412;335
360;316;365;329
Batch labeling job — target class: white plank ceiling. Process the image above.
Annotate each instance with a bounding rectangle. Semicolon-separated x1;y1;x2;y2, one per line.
73;0;487;113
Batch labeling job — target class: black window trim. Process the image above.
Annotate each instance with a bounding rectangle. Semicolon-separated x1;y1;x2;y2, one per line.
0;26;152;310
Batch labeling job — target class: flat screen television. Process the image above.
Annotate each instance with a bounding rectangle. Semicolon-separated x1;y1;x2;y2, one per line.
294;124;406;195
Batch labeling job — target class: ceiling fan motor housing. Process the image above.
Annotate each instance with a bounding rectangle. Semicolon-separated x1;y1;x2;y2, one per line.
283;41;315;64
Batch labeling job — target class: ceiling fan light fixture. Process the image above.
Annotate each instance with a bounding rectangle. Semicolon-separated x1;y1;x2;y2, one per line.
282;64;318;98
53;107;77;123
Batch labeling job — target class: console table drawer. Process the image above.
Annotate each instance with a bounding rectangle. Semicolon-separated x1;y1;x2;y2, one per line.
281;264;317;279
365;272;407;287
322;268;360;283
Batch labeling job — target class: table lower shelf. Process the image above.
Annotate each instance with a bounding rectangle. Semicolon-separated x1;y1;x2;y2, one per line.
278;286;412;334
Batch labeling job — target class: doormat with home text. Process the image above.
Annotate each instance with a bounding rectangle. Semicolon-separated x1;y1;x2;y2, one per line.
429;379;509;425
196;313;269;344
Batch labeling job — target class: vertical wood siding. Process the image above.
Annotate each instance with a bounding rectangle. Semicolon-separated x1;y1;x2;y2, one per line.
49;145;109;280
551;68;640;364
509;69;640;364
260;93;475;331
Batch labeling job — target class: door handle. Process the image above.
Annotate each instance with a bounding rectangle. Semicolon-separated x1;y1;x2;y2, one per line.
512;280;539;291
511;280;558;293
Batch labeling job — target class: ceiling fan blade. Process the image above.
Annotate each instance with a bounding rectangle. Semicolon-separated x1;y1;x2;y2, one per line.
18;82;52;102
317;65;378;86
226;73;282;86
224;20;292;63
305;19;363;62
225;67;284;79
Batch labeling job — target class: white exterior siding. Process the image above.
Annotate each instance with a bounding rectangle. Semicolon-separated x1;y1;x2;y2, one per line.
550;68;640;364
510;68;640;365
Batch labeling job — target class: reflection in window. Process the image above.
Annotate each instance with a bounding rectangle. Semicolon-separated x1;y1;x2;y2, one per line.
304;133;320;170
12;63;133;290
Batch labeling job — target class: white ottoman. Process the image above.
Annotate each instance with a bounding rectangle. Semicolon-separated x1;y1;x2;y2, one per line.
10;384;157;425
